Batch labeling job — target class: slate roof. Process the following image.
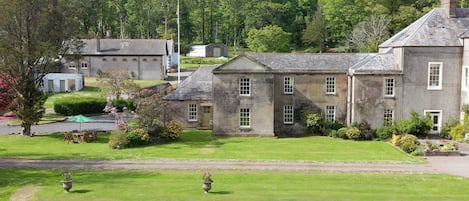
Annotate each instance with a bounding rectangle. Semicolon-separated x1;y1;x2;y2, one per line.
380;8;469;48
163;66;218;101
350;53;402;74
80;39;168;56
246;53;373;72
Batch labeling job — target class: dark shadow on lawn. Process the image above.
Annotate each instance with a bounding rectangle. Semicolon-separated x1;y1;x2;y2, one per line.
209;191;232;195
72;189;92;194
38;132;110;144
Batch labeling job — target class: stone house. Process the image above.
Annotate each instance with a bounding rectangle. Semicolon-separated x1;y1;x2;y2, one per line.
163;66;217;129
60;39;172;80
210;0;468;136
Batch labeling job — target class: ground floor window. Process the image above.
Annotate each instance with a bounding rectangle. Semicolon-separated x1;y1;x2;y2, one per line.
240;108;250;128
383;109;393;126
325;105;336;122
188;104;197;121
283;105;294;124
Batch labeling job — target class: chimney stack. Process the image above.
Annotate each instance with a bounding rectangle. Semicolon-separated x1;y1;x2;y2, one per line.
442;0;457;18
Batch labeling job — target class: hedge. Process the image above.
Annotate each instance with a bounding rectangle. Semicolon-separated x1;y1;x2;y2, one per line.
54;97;107;115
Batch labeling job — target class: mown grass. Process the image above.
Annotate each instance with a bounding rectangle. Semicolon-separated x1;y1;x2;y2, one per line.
0;130;421;163
1;168;469;201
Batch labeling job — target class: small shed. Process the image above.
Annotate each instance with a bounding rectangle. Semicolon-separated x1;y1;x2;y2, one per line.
43;73;84;93
187;44;228;57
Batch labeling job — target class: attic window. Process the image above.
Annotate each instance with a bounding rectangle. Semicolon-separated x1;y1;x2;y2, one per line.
132;58;137;61
143;58;147;62
122;58;127;62
153;58;157;61
112;58;117;61
102;58;107;61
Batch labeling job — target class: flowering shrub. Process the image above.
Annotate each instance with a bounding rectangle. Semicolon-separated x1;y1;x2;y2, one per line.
109;129;129;149
346;127;361;140
163;120;184;140
126;128;150;147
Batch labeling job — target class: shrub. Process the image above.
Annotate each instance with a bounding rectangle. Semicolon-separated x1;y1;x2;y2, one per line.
441;117;458;139
346;127;361;140
163;120;184;140
109;130;129;149
337;127;348;139
54;97;107;115
449;123;464;140
357;121;374;140
323;121;345;131
300;109;323;132
396;111;432;137
112;99;136;112
376;127;392;140
398;134;418;153
326;129;338;138
126;128;150;147
391;134;401;146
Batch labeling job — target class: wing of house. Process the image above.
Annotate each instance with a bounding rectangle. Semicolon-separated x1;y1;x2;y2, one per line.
61;39;171;80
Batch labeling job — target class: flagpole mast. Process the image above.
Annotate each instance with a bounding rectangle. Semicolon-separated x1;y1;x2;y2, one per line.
177;0;181;84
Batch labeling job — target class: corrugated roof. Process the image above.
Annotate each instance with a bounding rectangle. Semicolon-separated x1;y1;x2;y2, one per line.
380;8;469;47
163;66;218;101
80;39;168;55
245;53;373;72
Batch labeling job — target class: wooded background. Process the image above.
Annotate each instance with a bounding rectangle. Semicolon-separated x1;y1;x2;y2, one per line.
69;0;466;52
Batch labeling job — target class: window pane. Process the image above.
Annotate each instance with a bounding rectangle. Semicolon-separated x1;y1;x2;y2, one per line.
325;106;336;122
326;77;336;94
188;104;197;121
240;108;250;127
240;78;250;96
428;63;441;89
384;78;394;96
383;109;393;126
284;77;294;94
283;105;294;124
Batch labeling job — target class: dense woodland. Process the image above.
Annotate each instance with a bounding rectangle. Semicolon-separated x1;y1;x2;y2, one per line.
53;0;469;52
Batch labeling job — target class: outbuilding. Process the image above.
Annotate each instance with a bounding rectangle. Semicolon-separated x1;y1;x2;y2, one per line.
43;73;83;93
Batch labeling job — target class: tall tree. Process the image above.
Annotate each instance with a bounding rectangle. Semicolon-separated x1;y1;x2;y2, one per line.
246;25;291;52
0;0;79;136
302;7;327;52
350;14;390;52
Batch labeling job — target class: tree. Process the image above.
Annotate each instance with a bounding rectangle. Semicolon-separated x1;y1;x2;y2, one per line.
246;25;291;52
350;14;390;52
302;7;327;52
97;69;140;100
0;0;80;136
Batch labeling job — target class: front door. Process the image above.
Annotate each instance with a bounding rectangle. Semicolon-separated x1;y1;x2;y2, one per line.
48;80;54;92
425;110;442;134
59;80;66;92
201;106;212;128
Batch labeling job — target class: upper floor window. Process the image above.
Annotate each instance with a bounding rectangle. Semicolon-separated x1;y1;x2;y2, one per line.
384;78;394;97
325;105;336;122
239;77;250;96
428;62;442;90
284;76;294;94
240;108;250;128
68;61;76;69
283;105;294;124
383;109;393;126
188;104;197;121
81;61;88;69
325;77;336;94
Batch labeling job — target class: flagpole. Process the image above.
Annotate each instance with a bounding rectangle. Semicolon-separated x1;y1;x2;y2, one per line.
177;0;181;84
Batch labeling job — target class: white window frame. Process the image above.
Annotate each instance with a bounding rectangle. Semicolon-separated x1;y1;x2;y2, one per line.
463;66;469;91
383;78;395;97
427;62;443;90
239;77;250;96
81;61;88;69
283;105;294;124
424;110;442;134
188;104;197;122
325;105;336;122
284;76;294;94
383;109;394;126
239;108;250;128
68;61;76;69
325;77;336;95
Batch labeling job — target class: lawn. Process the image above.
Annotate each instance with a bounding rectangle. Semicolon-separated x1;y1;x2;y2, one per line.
1;168;469;201
0;130;421;163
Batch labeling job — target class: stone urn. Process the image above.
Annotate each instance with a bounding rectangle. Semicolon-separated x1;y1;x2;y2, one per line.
61;180;73;192
202;182;212;193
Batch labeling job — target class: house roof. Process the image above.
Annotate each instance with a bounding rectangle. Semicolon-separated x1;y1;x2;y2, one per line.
244;53;373;72
80;39;168;56
350;53;402;74
380;8;469;48
163;66;218;101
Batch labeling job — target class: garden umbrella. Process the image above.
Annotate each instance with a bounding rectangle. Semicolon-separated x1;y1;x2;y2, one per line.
68;114;93;133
